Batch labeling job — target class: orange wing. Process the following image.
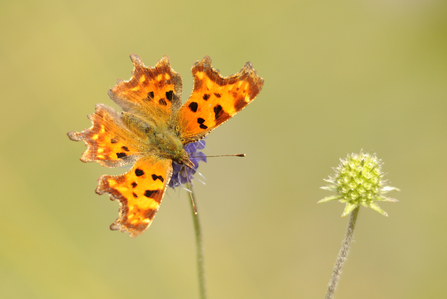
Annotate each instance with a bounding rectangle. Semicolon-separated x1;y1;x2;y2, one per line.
177;56;264;144
67;104;147;168
96;156;172;237
108;55;183;124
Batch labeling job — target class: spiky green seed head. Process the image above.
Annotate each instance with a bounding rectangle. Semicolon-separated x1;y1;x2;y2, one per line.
319;151;399;217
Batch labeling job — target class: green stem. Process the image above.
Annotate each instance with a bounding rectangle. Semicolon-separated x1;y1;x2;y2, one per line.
187;182;207;299
325;207;360;299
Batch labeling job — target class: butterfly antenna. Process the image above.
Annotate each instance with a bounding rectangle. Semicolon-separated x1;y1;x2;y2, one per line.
192;153;246;158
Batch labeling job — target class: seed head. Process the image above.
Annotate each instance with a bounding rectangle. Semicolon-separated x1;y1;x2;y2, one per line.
319;151;399;217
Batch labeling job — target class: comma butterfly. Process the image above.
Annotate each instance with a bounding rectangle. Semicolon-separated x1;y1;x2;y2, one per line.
68;55;264;237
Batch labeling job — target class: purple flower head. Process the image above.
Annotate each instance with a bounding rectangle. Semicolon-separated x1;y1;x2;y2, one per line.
169;139;207;188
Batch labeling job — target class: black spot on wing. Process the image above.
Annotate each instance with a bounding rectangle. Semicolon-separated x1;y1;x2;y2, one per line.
148;91;154;99
189;102;198;112
151;174;164;182
131;182;137;188
144;190;157;198
197;118;208;129
135;169;144;176
159;98;167;106
213;104;230;125
203;94;210;101
144;189;162;202
214;93;221;98
116;152;127;158
121;146;129;151
214;105;223;120
166;90;173;101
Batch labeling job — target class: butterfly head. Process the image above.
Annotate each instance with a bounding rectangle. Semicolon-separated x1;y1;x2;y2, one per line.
180;155;196;170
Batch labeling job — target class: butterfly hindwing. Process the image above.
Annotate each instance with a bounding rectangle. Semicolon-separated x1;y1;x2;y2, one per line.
67;104;146;167
177;56;264;144
95;156;173;237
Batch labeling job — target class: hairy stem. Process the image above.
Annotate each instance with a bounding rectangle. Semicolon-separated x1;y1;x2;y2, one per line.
187;182;207;299
325;207;360;299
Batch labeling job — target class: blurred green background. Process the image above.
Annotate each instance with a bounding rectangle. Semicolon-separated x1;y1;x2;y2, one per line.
1;0;446;298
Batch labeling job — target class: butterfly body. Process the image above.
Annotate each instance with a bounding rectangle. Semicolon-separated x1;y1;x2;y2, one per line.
121;111;191;167
68;55;263;237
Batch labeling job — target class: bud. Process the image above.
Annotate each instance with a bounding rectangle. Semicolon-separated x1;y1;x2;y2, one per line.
319;151;399;217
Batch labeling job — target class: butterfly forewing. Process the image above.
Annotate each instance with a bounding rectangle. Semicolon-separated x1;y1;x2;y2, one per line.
108;55;183;124
176;56;264;144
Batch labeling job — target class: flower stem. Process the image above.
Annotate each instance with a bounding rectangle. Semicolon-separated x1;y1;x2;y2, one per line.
187;182;207;299
325;207;360;299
